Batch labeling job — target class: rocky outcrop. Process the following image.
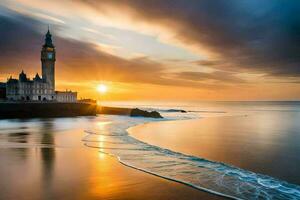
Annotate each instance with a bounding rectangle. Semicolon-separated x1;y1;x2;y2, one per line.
98;106;131;115
130;108;163;118
166;109;187;113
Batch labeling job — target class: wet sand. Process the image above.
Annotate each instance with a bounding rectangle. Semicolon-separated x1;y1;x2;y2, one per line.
0;117;222;200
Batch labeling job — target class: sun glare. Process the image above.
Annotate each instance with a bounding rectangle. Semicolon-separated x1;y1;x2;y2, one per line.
97;84;108;93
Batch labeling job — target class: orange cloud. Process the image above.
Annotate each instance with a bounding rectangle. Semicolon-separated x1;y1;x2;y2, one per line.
0;1;300;101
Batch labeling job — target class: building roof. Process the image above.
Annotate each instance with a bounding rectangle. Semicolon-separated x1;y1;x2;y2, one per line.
33;73;42;81
7;77;18;84
7;72;45;84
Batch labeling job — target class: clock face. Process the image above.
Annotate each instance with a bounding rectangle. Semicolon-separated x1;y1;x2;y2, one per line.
47;52;53;59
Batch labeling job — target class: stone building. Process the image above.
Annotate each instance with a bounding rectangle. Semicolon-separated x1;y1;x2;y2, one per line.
56;91;77;102
5;29;77;102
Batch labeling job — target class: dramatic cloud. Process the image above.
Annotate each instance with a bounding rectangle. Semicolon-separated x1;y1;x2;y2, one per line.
175;71;246;84
0;13;166;81
0;0;300;100
0;12;224;89
87;0;300;77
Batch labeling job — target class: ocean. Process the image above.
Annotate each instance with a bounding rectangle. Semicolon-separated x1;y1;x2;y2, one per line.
1;101;300;199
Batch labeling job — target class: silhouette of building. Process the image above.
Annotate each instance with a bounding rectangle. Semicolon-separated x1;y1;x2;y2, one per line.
0;82;6;100
5;29;77;102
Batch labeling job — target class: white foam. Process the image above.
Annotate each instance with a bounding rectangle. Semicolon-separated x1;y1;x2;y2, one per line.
82;114;300;200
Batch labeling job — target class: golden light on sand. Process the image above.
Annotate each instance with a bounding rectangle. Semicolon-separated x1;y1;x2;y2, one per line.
97;84;108;93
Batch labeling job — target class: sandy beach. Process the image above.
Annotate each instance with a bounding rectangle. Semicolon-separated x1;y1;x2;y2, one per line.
0;117;221;200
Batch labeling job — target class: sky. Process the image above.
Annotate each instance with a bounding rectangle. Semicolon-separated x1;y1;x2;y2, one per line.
0;0;300;101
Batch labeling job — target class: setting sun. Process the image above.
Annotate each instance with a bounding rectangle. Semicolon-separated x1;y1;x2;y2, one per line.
1;1;300;200
97;84;108;93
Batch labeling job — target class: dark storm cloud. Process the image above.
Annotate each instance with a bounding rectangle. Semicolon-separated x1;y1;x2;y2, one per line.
0;13;42;73
85;0;300;77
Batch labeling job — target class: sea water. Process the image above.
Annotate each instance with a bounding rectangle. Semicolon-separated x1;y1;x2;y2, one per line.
1;101;300;199
83;101;300;199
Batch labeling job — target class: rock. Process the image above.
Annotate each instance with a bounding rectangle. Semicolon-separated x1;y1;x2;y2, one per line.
130;108;163;118
166;109;187;113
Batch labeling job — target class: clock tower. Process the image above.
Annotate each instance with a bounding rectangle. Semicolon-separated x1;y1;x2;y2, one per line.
41;28;55;92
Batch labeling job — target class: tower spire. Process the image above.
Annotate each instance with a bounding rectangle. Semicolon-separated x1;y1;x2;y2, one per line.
44;26;54;48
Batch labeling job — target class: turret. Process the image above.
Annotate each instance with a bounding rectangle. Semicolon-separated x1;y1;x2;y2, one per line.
33;73;42;81
19;70;28;82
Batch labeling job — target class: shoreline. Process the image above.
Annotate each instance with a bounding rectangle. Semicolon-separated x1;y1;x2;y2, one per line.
1;102;300;199
116;151;235;200
127;112;300;198
123;115;238;199
84;114;234;199
0;115;222;200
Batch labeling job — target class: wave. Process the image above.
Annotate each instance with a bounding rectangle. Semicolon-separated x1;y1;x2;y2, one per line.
82;115;300;200
146;108;227;114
